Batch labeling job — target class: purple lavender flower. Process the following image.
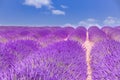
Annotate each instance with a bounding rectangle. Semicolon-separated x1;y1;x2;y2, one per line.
91;39;120;80
0;40;87;80
0;40;39;71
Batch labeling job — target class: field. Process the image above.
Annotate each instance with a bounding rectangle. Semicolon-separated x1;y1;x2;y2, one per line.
0;26;120;80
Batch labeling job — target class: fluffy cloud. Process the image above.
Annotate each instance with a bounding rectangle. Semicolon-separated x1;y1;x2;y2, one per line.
64;23;76;27
78;17;120;27
60;5;68;9
78;18;101;28
24;0;52;8
103;17;120;26
52;10;65;15
64;17;120;28
24;0;66;15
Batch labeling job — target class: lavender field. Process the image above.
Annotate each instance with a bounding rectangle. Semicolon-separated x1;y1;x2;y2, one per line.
0;26;120;80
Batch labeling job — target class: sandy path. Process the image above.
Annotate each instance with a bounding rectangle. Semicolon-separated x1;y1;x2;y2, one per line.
82;31;94;80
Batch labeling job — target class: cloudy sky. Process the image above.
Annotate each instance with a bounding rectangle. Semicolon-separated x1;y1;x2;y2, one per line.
0;0;120;27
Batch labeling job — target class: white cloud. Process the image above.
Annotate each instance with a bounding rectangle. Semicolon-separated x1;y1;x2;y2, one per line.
78;18;101;28
61;5;68;9
64;23;76;27
52;10;65;15
24;0;67;15
24;0;52;8
63;17;120;28
103;16;120;26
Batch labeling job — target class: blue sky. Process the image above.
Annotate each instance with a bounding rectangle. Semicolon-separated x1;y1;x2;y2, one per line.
0;0;120;27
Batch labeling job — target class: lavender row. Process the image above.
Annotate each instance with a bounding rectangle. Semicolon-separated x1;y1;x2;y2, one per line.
0;39;87;80
0;26;120;44
91;39;120;80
